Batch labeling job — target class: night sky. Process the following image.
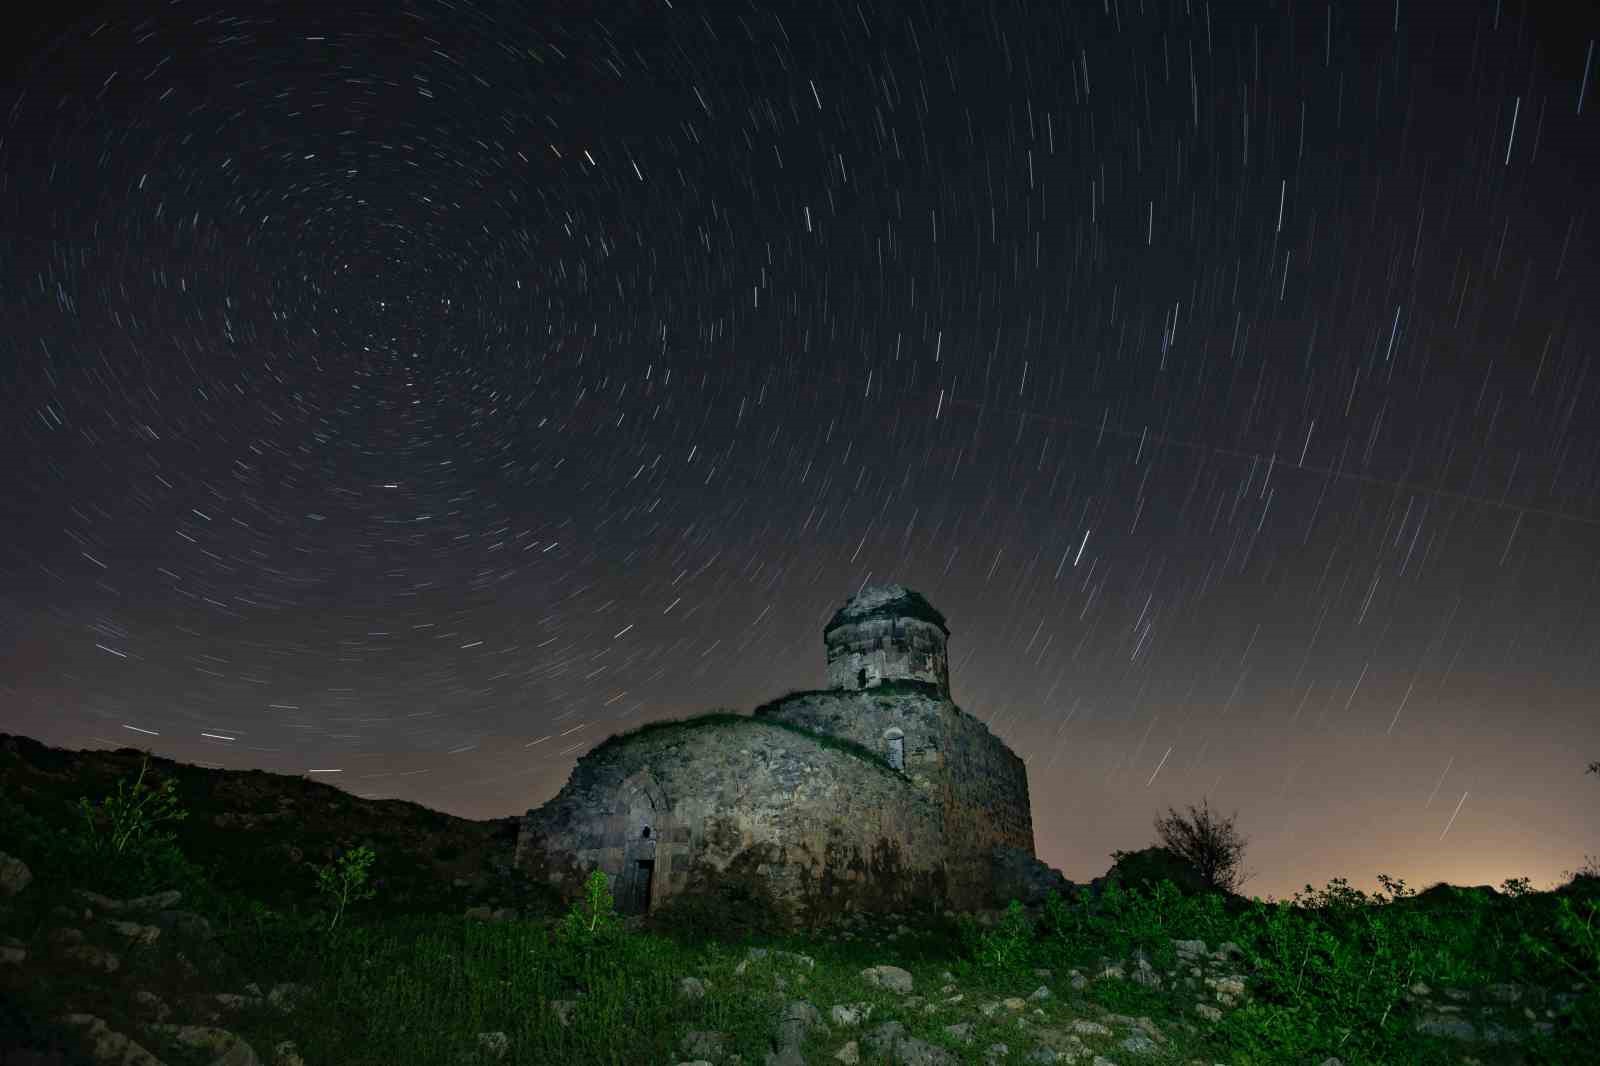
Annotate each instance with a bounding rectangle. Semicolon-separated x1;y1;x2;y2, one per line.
2;0;1597;907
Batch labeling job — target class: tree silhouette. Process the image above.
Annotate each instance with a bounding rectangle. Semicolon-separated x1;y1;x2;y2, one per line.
1588;761;1599;778
1152;796;1256;894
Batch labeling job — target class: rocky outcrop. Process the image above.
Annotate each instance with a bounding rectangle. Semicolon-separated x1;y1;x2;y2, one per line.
989;846;1082;907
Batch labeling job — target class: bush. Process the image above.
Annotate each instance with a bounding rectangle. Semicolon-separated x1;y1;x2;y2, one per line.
541;869;631;991
958;900;1035;972
1039;878;1200;968
1518;891;1600;993
1105;845;1213;899
551;868;627;950
122;836;212;900
73;751;188;859
1038;884;1113;944
1219;874;1469;1062
63;752;215;899
311;844;379;932
1151;796;1255;893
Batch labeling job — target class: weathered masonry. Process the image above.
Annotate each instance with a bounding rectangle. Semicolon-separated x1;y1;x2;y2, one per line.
514;584;1037;926
823;584;952;694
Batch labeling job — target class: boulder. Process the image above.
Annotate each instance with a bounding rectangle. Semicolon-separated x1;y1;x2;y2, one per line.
989;847;1079;907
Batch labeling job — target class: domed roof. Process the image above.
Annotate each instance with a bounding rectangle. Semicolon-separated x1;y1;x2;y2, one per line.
823;584;949;636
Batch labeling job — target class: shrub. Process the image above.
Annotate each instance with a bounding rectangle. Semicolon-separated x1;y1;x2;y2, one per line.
1151;796;1255;893
1220;874;1465;1061
553;868;627;947
958;899;1035;972
311;844;379;932
74;752;187;856
1518;891;1600;992
543;869;631;991
1105;845;1213;899
1039;884;1114;944
67;751;210;897
1039;878;1199;969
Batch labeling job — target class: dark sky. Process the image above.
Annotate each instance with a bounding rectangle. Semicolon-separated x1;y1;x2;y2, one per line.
2;0;1596;905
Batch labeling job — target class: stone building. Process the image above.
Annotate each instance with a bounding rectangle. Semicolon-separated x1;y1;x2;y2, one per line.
824;584;951;694
513;585;1040;926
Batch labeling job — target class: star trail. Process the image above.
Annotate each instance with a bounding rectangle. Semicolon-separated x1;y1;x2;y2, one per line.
1;0;1597;904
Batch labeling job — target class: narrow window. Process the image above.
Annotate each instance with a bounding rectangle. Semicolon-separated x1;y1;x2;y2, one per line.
888;734;905;770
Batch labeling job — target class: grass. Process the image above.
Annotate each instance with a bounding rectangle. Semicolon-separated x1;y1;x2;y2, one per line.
1;750;1597;1066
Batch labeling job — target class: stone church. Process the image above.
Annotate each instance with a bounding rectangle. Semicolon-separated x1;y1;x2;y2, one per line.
513;585;1044;926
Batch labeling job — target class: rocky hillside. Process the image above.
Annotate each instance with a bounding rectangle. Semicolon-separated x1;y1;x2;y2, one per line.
0;733;556;920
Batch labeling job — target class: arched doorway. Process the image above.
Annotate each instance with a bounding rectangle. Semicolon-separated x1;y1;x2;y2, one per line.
615;770;667;915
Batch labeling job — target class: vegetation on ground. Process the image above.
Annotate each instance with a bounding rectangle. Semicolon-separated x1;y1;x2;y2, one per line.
0;743;1594;1066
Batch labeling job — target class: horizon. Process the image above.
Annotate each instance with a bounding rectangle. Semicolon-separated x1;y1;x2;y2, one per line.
2;0;1597;910
5;703;1595;905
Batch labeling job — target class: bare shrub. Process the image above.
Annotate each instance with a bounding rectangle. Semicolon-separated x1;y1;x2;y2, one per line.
1151;796;1255;894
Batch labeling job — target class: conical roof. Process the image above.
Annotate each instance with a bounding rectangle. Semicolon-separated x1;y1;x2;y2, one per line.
823;584;949;635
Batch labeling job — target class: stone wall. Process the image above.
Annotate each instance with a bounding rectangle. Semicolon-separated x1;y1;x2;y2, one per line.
752;686;949;801
514;715;948;926
824;615;950;694
755;686;1035;910
938;707;1035;907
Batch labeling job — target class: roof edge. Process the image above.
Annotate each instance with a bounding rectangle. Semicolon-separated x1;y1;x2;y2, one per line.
823;587;949;635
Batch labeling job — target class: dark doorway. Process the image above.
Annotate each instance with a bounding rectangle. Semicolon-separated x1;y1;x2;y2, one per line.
858;668;867;688
626;859;654;914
